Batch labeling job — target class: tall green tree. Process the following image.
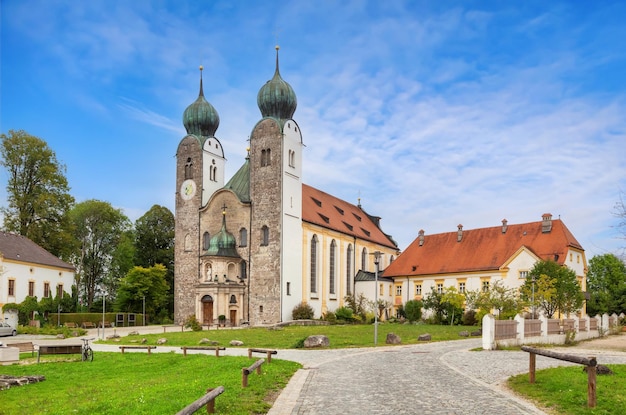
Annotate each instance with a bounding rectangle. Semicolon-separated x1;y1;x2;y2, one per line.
586;253;626;316
107;230;137;300
69;200;131;309
520;260;584;318
0;130;76;259
134;205;174;316
116;264;169;320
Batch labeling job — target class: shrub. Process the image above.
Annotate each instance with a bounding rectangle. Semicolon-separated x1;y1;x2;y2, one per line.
184;314;202;331
335;306;355;322
462;309;478;326
404;300;423;323
323;311;337;323
292;337;306;348
292;302;315;320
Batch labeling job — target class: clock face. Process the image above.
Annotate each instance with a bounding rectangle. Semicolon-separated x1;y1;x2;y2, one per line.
180;179;197;201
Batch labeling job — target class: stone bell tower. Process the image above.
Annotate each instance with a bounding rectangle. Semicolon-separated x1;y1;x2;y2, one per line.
174;67;224;324
248;47;304;324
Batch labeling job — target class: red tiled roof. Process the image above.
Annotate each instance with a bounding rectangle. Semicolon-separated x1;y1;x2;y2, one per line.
0;232;75;271
302;184;397;249
383;218;582;277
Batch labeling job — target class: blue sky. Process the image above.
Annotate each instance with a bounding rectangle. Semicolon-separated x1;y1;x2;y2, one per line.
1;0;625;259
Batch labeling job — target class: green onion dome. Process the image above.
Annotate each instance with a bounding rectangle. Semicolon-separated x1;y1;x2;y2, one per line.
257;46;297;120
183;66;220;137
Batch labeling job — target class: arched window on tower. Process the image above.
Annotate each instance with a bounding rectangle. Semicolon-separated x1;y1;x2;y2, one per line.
310;235;318;294
288;149;295;168
329;239;336;295
203;232;210;250
240;260;247;279
361;247;368;271
239;228;247;247
261;149;266;167
346;244;353;295
261;226;269;246
185;158;193;179
212;166;217;182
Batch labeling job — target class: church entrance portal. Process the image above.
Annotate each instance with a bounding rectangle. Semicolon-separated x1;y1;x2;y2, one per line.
230;309;237;326
201;295;213;325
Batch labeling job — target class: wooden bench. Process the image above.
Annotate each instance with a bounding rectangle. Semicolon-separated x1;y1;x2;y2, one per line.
119;346;156;354
64;322;78;329
7;341;36;357
163;324;185;333
37;344;82;363
242;359;265;387
248;348;277;363
81;322;96;329
98;321;112;328
181;346;226;357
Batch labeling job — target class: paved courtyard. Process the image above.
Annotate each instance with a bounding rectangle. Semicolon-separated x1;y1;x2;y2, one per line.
7;327;626;414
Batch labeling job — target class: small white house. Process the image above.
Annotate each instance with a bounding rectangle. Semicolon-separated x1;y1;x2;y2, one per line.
0;232;75;325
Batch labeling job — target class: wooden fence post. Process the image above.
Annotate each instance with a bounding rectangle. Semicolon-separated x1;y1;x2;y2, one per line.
529;352;536;384
587;359;596;408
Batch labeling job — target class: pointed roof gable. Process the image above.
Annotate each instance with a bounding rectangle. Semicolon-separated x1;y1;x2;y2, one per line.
0;232;75;271
302;184;397;249
383;217;583;277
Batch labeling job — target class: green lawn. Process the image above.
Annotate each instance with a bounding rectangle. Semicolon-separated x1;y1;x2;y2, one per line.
508;365;626;415
102;322;478;348
1;323;478;414
2;353;300;415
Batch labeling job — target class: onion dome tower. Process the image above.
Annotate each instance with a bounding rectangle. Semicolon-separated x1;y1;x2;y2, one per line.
257;46;297;120
206;209;239;258
183;66;220;137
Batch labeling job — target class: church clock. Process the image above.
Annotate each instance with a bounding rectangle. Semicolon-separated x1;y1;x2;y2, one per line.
180;179;197;201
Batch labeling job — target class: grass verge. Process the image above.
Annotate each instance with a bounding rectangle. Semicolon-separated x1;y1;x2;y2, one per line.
507;364;626;414
101;322;477;348
2;353;300;415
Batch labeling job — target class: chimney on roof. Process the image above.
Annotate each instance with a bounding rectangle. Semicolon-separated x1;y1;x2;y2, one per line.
457;224;463;242
502;219;508;234
542;213;552;233
418;229;425;246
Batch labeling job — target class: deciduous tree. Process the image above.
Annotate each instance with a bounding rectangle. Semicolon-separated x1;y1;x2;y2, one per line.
520;260;583;318
586;253;626;315
69;200;130;309
134;205;174;317
115;264;169;319
0;130;75;259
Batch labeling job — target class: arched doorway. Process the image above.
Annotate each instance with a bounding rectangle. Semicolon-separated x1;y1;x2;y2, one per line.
201;295;214;325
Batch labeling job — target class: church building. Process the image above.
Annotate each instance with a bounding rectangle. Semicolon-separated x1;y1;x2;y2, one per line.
174;48;399;326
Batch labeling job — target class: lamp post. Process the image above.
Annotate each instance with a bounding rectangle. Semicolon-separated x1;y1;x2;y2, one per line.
102;292;106;340
531;275;536;319
372;251;381;346
143;296;146;326
57;304;61;327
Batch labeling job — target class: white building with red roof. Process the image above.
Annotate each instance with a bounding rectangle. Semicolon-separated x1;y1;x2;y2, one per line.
383;214;587;316
0;232;75;324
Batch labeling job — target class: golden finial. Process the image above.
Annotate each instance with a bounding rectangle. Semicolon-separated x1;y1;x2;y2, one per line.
275;45;280;51
199;65;204;71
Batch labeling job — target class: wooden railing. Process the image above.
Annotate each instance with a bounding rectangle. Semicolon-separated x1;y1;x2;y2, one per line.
175;386;224;415
521;346;597;408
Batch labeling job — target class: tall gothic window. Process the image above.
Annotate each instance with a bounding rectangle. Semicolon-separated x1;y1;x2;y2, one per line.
239;228;247;247
203;232;210;250
310;235;318;294
361;247;368;271
261;226;269;246
240;261;247;279
329;240;336;295
346;244;353;295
